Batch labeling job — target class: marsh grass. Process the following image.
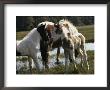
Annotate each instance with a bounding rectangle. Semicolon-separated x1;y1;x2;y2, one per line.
16;51;94;74
77;25;94;42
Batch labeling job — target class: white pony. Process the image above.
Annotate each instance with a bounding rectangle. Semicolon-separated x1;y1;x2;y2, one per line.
16;21;55;73
59;19;89;70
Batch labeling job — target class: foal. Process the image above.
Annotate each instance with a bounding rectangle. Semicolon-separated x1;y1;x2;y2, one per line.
53;19;89;72
68;33;89;70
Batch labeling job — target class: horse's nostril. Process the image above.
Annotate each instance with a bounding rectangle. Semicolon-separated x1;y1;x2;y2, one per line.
67;33;70;36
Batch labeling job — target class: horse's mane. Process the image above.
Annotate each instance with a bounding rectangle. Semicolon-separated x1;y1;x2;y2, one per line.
59;19;78;35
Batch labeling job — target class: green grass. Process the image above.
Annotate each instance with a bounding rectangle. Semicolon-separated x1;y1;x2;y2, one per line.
16;31;29;40
16;25;94;42
17;51;94;74
77;25;94;42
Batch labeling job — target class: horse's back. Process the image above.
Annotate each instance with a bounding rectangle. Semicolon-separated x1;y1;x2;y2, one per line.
77;33;85;44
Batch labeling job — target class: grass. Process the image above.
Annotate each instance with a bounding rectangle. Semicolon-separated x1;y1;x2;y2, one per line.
16;31;29;40
16;25;94;42
16;51;94;74
77;25;94;42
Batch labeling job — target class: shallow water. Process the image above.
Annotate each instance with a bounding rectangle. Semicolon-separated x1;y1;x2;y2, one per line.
85;43;94;51
16;43;94;71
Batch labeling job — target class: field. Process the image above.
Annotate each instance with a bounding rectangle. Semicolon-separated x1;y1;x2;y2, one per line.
16;25;94;74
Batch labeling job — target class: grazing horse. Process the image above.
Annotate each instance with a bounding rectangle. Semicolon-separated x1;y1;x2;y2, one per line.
16;21;57;73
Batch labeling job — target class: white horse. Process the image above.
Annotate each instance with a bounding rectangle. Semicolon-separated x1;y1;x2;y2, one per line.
16;21;55;73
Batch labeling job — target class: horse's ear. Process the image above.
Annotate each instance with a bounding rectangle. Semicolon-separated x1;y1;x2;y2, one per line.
54;23;59;28
44;23;47;29
54;24;57;27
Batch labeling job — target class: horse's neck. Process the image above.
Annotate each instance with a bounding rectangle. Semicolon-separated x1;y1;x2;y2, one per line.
68;24;79;35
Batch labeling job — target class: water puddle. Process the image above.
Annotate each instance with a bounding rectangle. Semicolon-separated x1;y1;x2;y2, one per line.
16;43;94;71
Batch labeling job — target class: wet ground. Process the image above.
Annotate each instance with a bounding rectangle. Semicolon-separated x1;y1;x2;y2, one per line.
16;43;94;72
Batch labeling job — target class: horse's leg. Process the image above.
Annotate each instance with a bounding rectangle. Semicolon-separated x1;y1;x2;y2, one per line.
42;51;49;69
28;56;32;73
69;49;78;71
32;54;41;73
56;47;60;64
69;54;73;63
81;45;89;70
40;41;49;70
30;47;41;73
64;50;69;73
40;46;49;69
69;49;78;63
75;49;79;58
77;48;84;67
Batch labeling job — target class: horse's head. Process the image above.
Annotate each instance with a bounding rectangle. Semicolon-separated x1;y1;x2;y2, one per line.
62;32;74;50
37;21;57;50
45;24;55;40
37;24;49;41
54;23;62;34
57;23;71;41
48;21;71;42
58;19;79;38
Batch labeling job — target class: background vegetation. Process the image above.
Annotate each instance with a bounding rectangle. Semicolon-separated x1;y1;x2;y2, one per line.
16;16;94;31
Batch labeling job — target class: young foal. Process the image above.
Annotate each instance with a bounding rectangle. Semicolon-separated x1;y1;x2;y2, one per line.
51;19;89;73
66;33;89;70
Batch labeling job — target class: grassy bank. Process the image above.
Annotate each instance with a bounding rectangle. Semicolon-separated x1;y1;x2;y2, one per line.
17;51;94;74
16;25;94;43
